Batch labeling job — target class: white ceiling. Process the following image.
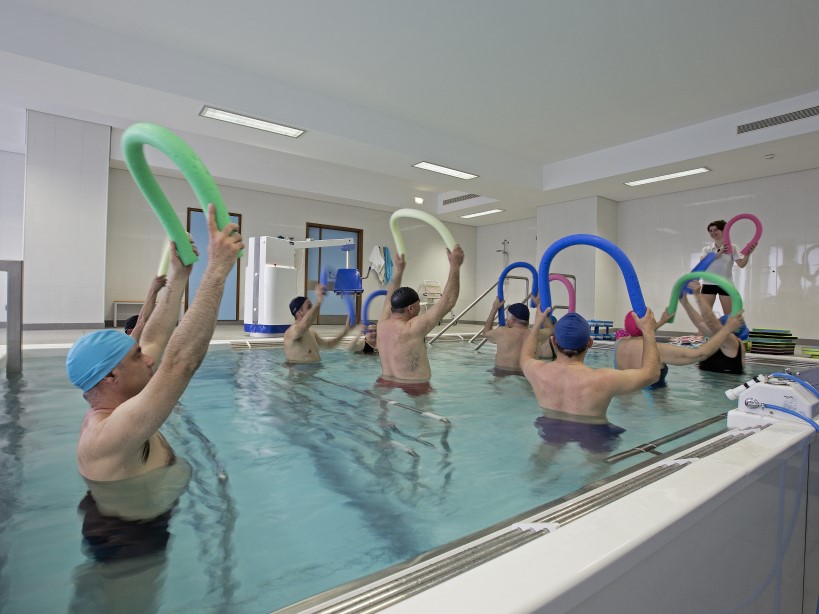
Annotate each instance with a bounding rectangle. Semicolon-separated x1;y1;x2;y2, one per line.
2;0;819;225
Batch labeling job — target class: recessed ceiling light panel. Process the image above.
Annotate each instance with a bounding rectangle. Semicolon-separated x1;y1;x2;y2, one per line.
413;161;478;180
200;106;304;138
460;209;503;219
625;167;710;186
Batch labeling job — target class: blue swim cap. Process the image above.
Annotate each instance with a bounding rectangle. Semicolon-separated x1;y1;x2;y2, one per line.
66;330;136;392
555;313;591;351
719;315;750;341
507;303;530;323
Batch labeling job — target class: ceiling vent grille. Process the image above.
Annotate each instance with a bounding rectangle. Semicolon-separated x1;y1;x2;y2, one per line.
737;105;819;134
443;193;481;206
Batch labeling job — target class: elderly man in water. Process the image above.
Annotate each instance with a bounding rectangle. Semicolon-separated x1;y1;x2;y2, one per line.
376;245;464;395
521;307;660;451
482;296;555;375
69;205;242;488
284;285;351;363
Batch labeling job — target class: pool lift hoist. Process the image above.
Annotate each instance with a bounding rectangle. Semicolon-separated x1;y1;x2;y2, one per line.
726;366;819;432
243;236;361;337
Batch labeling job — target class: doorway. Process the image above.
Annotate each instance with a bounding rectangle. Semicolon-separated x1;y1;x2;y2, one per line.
305;224;362;324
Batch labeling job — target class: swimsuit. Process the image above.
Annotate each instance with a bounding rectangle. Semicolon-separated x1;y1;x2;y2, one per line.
614;339;669;388
375;376;433;397
534;415;625;454
492;365;524;377
699;347;744;374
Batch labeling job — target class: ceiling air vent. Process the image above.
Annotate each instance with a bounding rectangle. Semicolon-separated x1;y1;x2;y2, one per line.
443;193;481;206
737;105;819;134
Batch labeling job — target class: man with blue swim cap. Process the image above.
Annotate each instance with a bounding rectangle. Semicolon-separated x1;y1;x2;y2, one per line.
679;281;746;374
284;284;351;363
482;296;554;375
71;205;244;483
520;306;661;425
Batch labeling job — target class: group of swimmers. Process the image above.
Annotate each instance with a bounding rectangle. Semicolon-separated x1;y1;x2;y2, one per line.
63;211;756;556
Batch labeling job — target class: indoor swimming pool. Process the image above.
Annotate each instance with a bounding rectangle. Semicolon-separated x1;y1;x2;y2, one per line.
0;341;775;612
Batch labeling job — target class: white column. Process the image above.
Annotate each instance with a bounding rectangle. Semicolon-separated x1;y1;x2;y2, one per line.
23;111;110;326
536;196;620;321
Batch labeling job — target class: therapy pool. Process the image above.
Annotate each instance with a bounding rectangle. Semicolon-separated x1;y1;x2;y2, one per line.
0;341;767;612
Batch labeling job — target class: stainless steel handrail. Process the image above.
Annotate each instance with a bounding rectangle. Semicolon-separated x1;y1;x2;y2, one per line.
428;275;529;345
1;260;23;375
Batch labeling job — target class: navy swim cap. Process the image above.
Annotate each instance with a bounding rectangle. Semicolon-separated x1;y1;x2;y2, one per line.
391;287;420;310
507;303;530;323
66;330;136;392
719;314;750;340
554;313;591;351
289;296;307;316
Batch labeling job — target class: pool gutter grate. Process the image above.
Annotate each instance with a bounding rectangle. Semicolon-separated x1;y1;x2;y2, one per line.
280;427;762;614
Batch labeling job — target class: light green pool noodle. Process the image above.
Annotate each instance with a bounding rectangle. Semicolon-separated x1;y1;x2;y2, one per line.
666;271;743;324
390;208;457;256
121;123;243;266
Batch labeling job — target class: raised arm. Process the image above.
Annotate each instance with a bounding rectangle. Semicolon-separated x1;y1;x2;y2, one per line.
129;274;167;342
413;244;463;332
521;307;552;372
679;282;713;337
290;286;325;340
482;297;503;337
378;253;405;324
139;240;197;362
660;311;745;365
317;317;352;348
606;309;661;394
102;204;243;449
735;243;756;268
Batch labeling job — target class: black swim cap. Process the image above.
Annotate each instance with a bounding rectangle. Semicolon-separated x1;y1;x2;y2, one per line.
391;287;420;310
289;296;307;316
507;303;530;322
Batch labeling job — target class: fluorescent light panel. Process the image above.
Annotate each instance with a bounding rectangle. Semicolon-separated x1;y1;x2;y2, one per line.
460;209;503;219
413;161;478;180
625;167;710;186
200;106;304;138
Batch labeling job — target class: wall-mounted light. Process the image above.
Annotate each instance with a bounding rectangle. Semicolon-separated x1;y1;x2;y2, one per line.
414;197;424;205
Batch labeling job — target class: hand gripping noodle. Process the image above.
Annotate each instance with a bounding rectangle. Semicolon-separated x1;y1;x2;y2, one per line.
665;271;743;324
538;234;646;317
121;122;243;266
389;209;456;257
722;213;763;256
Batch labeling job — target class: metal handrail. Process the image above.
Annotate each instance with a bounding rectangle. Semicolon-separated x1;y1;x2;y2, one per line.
428;275;529;345
1;260;23;375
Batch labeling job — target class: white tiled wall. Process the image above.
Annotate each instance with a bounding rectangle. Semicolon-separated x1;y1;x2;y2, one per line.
475;168;819;339
107;169;477;323
23;111;110;325
0;150;25;324
618;169;819;339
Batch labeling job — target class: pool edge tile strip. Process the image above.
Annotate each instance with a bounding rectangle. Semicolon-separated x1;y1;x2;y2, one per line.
277;428;759;614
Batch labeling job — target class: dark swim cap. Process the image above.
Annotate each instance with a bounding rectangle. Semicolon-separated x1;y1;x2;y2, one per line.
719;314;750;340
391;287;420;309
507;303;530;322
289;296;307;316
554;313;591;351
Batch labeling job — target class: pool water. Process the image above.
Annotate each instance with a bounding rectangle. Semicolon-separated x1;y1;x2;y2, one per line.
0;342;751;613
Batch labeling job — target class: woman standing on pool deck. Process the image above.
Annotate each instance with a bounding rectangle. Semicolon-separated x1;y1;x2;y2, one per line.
699;219;756;314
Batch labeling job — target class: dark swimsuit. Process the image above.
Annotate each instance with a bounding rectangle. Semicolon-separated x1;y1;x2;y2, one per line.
699;347;744;374
375;376;433;397
535;415;626;454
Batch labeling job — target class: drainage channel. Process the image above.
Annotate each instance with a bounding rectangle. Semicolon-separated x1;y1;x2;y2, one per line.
274;426;763;614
